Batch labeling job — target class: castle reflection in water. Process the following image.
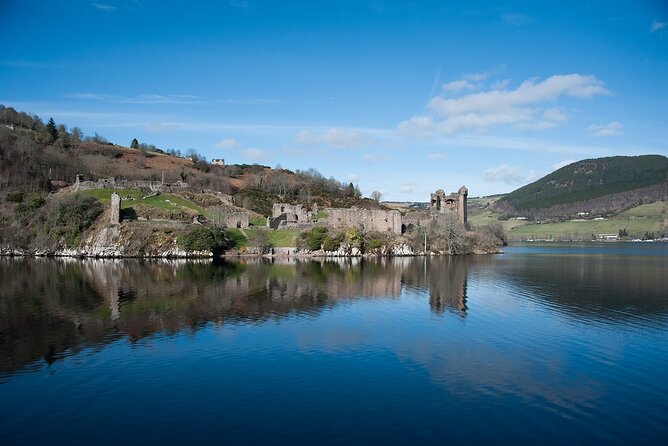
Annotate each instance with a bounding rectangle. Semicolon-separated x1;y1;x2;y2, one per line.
0;256;474;373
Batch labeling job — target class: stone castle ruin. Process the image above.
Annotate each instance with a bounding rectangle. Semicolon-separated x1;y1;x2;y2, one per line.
94;172;467;239
270;186;468;235
430;186;468;224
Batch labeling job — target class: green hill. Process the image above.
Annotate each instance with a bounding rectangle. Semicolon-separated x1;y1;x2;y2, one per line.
496;155;667;211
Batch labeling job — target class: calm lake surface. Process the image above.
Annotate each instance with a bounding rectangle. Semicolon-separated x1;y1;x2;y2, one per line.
1;243;667;445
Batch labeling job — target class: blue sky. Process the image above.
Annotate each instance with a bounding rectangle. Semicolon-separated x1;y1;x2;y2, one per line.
1;0;667;200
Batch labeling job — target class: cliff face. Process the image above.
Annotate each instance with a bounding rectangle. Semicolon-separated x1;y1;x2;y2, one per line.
1;213;213;258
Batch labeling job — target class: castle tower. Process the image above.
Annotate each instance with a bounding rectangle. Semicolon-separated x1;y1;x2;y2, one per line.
110;192;121;224
458;185;468;225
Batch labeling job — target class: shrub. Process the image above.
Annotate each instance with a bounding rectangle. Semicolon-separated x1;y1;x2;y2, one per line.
322;235;342;252
47;195;103;246
302;226;328;250
345;227;363;249
366;237;384;250
6;191;24;203
177;227;230;253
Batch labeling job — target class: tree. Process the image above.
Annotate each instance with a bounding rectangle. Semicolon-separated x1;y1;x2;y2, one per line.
371;190;382;202
70;127;83;141
130;138;139;149
46;118;58;143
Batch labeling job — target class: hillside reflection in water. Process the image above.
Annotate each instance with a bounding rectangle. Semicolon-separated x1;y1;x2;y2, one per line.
0;256;474;373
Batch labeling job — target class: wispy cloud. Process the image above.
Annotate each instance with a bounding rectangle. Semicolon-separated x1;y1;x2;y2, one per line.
68;92;200;105
363;154;387;163
482;164;524;185
399;182;416;193
93;3;117;11
347;174;361;182
428;152;446;160
145;122;178;133
650;19;667;33
399;181;417;194
295;128;370;149
502;12;531;26
1;60;61;69
398;74;609;137
245;148;268;161
443;80;475;92
551;159;575;171
228;0;250;9
215;138;239;149
587;121;623;137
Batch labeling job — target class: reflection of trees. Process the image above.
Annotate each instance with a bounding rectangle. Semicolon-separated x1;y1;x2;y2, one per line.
0;256;472;374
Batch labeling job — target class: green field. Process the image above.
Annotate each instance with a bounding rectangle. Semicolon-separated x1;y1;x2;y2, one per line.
468;201;666;240
82;189;203;213
227;228;299;248
508;202;666;240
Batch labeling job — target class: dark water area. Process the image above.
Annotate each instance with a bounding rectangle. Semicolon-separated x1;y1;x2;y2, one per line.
1;243;667;445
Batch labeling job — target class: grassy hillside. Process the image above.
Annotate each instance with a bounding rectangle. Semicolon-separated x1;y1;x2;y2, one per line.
0;105;375;217
497;155;667;211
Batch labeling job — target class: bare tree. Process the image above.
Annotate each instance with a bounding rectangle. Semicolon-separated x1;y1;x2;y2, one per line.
371;190;382;202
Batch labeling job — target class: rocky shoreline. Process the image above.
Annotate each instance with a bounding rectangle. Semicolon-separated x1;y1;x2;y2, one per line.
0;243;501;259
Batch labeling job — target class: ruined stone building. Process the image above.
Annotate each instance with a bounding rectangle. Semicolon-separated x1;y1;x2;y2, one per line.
223;212;249;229
429;186;468;224
269;203;312;229
268;185;468;236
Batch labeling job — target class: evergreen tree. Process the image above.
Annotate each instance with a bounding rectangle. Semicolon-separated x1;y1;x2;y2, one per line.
130;138;139;149
46;118;58;143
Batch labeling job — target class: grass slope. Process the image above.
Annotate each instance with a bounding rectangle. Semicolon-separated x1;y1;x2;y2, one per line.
82;189;203;213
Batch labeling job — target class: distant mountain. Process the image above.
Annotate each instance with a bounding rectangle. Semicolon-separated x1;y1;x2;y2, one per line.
493;155;668;217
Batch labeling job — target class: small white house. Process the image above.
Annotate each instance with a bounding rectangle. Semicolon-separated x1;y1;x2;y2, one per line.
212;158;225;166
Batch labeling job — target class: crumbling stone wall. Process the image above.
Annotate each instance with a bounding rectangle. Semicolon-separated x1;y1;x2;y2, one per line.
223;212;249;229
325;208;402;234
270;203;311;228
73;175;190;193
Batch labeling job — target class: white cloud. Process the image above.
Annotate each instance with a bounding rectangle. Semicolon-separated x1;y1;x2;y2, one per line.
542;107;567;122
347;174;361;182
294;128;370;149
428;152;446;160
551;159;576;171
482;164;524;185
587;121;623;137
245;148;268;161
650;20;667;33
443;80;475;92
399;74;609;136
399;182;416;193
216;138;239;149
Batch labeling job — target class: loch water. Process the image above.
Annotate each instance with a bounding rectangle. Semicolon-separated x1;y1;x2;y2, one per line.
1;243;667;445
